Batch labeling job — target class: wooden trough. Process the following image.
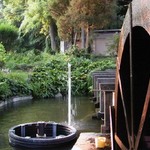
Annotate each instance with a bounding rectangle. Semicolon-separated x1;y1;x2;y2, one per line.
110;0;150;149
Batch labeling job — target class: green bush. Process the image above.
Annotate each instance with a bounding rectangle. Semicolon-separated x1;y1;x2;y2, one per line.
66;45;90;58
0;43;6;68
0;72;31;100
29;55;115;98
0;81;11;100
1;52;116;99
0;23;18;51
5;51;42;70
29;65;67;98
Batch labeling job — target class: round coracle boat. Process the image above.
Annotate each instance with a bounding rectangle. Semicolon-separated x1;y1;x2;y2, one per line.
8;121;77;149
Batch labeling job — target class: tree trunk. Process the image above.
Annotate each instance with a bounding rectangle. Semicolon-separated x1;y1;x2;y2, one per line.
49;19;57;51
81;27;85;48
85;26;89;49
74;32;77;46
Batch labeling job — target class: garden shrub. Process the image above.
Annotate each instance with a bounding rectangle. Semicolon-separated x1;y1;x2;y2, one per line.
0;71;31;100
29;64;68;98
0;23;18;51
29;55;116;98
1;52;116;100
0;81;11;100
0;43;6;68
66;45;90;58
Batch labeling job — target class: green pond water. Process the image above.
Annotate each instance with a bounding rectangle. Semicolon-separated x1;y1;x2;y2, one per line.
0;97;101;150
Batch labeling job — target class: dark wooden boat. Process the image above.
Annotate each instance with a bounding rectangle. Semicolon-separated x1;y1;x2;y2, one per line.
8;121;77;149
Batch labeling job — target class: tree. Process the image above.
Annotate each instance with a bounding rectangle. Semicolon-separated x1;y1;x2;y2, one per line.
2;0;26;27
48;0;70;48
116;0;130;28
1;0;59;52
19;0;61;52
0;0;120;53
53;0;116;48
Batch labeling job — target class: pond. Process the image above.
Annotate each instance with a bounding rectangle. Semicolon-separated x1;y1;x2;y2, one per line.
0;97;101;150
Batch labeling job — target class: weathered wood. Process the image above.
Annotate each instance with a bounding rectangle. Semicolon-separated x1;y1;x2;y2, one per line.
118;73;132;147
101;91;113;133
112;0;150;149
99;82;115;113
109;106;115;150
115;134;128;150
92;70;115;94
92;73;115;99
135;80;150;150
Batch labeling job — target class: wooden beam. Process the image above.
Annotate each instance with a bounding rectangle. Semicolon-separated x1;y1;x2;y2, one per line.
118;73;132;147
135;80;150;150
110;106;115;150
115;134;128;150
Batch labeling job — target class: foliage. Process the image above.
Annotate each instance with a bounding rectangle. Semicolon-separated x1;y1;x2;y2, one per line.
0;51;116;100
28;54;115;98
66;45;90;58
30;67;67;98
0;81;11;100
0;43;6;68
0;0;124;100
0;23;18;51
2;0;26;27
18;1;49;51
18;27;46;52
2;0;57;52
48;0;70;41
52;0;116;41
0;0;122;53
116;0;129;28
107;32;119;56
0;0;127;53
5;51;42;70
0;71;31;100
68;0;114;28
29;54;68;98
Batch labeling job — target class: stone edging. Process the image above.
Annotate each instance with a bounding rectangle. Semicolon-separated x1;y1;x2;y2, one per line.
0;96;33;108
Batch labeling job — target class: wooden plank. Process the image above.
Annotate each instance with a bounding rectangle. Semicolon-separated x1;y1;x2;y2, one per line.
109;106;115;150
101;91;113;133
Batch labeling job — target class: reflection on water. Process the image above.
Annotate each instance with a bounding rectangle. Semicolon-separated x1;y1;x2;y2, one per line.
0;97;101;150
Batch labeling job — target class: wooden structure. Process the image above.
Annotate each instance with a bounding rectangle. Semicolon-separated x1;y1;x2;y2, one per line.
110;0;150;149
92;70;115;103
99;81;115;133
91;70;115;134
98;78;115;113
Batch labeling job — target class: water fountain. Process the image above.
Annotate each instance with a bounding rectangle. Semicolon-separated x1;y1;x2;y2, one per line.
68;63;71;126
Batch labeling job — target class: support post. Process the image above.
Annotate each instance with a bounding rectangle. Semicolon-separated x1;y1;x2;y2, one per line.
129;2;134;149
21;125;25;137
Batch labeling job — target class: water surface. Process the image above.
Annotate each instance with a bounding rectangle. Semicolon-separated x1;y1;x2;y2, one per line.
0;97;101;150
